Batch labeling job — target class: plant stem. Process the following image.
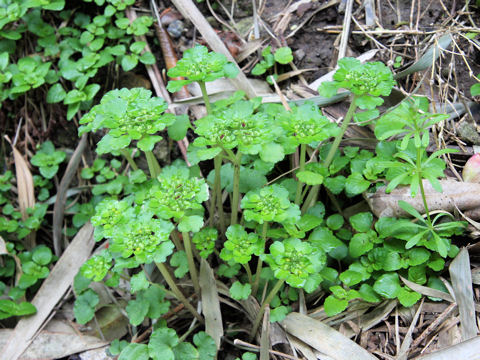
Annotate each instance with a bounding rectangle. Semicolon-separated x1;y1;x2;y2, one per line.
212;154;226;234
324;95;358;168
244;263;253;285
416;147;432;225
198;81;212;115
249;278;284;340
252;222;268;296
155;262;204;324
171;230;184;251
145;150;161;178
182;231;200;295
231;150;242;225
120;149;138;171
295;143;307;205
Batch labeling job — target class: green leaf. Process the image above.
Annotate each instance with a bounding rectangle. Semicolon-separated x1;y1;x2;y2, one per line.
167;115;190;141
74;289;99;324
274;47;293;64
193;332;217;360
397;287;421;307
170;251;189;278
126;295;149;326
148;328;178;360
121;54;138;71
324;295;348;316
173;342;199;360
130;271;149;293
130;41;146;54
270;305;289;322
358;283;381;303
349;212;373;232
373;273;401;299
229;281;251;300
260;143;285;163
139;51;156;65
47;83;66;103
178;215;204;233
349;233;373;257
326;214;344;231
137;135;163;152
471;83;480;96
296;171;323;185
64;89;87;105
345;173;370;196
153;241;175;263
324;176;346;194
119;343;149;360
32;245;52;265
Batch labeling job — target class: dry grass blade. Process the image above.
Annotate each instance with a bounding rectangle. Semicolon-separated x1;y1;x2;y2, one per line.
414;336;480;359
170;0;257;98
337;0;354;60
448;248;478;341
53;134;87;256
0;327;107;359
400;276;454;302
6;136;35;249
280;312;377;360
199;258;223;349
0;236;7;255
286;334;318;360
396;298;424;360
2;223;95;360
259;307;270;360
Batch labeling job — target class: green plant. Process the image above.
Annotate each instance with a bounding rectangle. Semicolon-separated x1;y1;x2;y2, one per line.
251;46;293;83
74;48;465;357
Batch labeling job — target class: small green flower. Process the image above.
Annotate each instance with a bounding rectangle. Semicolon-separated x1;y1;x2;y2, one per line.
167;45;238;92
319;58;395;110
220;225;264;264
264;238;326;288
109;215;174;263
147;163;209;220
81;249;112;282
278;102;339;147
241;184;300;224
91;198;134;240
192;227;218;258
78;88;175;153
194;99;277;154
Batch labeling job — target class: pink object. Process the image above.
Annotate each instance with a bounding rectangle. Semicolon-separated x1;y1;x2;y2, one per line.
463;154;480;183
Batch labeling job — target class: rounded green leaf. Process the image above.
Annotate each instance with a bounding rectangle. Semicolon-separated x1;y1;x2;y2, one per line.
373;273;401;299
349;212;373;232
32;245;52;265
47;83;66;103
323;295;348;316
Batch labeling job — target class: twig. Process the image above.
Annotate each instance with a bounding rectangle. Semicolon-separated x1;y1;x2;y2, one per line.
233;339;301;360
338;0;354;60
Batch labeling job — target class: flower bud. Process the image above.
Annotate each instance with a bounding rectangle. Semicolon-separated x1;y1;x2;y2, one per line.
463;154;480;182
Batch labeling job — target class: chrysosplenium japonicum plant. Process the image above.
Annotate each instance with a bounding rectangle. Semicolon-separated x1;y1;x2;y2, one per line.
76;45;465;357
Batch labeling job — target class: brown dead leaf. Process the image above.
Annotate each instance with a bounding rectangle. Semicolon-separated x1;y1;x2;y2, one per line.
6;137;35;249
365;179;480;219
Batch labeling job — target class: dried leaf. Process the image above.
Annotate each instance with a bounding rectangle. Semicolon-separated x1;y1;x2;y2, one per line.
2;223;95;360
199;258;223;349
449;248;478;341
280;312;377;360
365;179;480;219
0;328;106;360
414;336;480;359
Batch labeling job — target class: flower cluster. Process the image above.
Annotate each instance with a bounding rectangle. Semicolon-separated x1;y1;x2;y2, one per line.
78;88;175;153
192;227;218;258
108;216;174;263
166;45;238;92
278;103;339;147
81;250;112;282
147;164;209;220
91;198;134;240
241;184;300;224
264;238;326;288
220;225;264;264
194;99;277;154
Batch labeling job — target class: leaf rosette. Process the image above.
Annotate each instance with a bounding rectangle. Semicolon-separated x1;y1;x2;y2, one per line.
78;87;175;153
220;225;264;264
319;57;395;110
241;184;300;224
166;45;239;92
192;227;218;258
91;198;134;240
81;249;112;282
109;214;175;264
147;163;209;220
277;102;340;149
194;99;279;154
264;238;326;288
